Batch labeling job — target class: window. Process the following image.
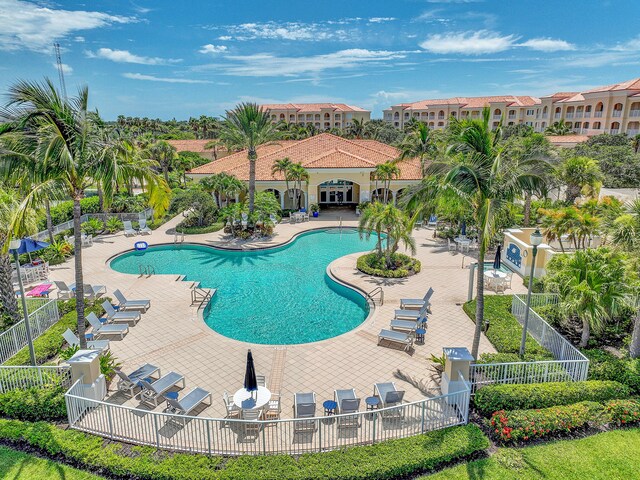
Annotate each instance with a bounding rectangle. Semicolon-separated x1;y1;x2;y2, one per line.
526;109;534;116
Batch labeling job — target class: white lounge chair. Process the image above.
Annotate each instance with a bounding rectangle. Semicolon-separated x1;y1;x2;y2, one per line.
115;364;161;397
102;301;141;325
377;329;414;352
293;392;317;431
138;219;152;235
390;319;421;333
394;303;429;321
113;289;150;313
165;387;212;421
400;287;434;310
62;328;110;352
54;281;74;299
87;312;129;339
67;282;106;299
334;388;361;428
374;382;406;418
138;371;186;406
427;215;438;228
414;219;423;229
81;233;93;247
123;221;138;237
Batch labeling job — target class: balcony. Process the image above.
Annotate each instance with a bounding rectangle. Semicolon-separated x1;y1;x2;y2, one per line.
630;110;640;117
542;113;548;118
554;113;561;119
595;111;603;117
610;129;620;134
492;115;502;120
508;115;516;120
566;113;574;119
612;111;622;117
575;112;583;118
584;112;591;118
627;129;639;136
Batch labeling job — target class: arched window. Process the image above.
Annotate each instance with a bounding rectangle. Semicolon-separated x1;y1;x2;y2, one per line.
593;121;601;129
279;113;285;119
438;110;445;119
493;108;501;116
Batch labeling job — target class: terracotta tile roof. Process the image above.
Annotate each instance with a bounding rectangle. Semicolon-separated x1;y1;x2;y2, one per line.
540;92;578;100
557;93;585;103
260;103;369;113
546;135;590;144
166;140;215;153
188;133;422;181
397;95;540;110
583;78;640;94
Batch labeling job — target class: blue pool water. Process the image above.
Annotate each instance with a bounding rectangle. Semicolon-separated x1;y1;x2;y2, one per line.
482;262;512;274
110;229;379;345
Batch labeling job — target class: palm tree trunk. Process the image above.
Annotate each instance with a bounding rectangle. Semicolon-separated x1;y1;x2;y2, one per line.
558;237;565;253
45;199;55;243
97;185;104;212
630;311;640;359
579;319;590;347
523;192;532;227
248;151;257;214
0;253;20;324
471;232;485;359
72;198;87;349
163;165;169;185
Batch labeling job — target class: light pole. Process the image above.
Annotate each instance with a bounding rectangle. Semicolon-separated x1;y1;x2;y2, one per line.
9;239;37;366
519;228;543;358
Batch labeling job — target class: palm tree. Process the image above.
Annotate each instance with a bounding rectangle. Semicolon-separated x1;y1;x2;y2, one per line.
0;189;25;324
201;172;246;207
271;157;293;205
288;163;309;210
347;118;365;139
402;107;548;358
358;201;386;257
358;202;415;268
0;78;169;348
219;103;280;214
204;138;223;161
146;141;178;184
545;120;573;136
397;122;436;176
632;134;640;154
557;156;602;204
372;162;400;203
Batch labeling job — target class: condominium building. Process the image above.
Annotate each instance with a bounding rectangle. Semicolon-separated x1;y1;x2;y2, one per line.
261;103;371;130
384;78;640;136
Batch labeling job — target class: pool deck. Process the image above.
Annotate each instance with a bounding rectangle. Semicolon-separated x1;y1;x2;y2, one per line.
50;210;526;418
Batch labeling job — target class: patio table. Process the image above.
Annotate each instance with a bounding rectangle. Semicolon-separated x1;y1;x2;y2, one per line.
233;386;271;410
454;236;471;252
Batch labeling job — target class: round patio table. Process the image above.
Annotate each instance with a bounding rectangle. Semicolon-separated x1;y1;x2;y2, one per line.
233;386;271;410
484;270;507;280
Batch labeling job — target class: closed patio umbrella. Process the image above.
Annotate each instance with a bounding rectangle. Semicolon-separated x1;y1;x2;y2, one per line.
244;350;258;396
460;221;467;237
493;245;502;272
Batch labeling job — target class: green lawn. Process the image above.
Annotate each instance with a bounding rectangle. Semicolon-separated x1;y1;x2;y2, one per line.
423;428;640;479
0;446;102;479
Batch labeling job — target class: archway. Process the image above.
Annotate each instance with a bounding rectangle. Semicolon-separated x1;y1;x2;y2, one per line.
318;179;359;206
283;188;306;210
372;187;393;203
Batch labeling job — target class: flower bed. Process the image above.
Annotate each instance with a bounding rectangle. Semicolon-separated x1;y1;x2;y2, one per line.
357;252;421;278
604;399;640;426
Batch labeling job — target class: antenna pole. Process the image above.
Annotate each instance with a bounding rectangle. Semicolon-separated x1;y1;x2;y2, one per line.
53;42;68;100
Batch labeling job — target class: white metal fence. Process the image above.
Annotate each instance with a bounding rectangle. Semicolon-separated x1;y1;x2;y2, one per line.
65;382;470;456
0;365;71;393
0;299;60;364
33;208;153;241
469;294;589;392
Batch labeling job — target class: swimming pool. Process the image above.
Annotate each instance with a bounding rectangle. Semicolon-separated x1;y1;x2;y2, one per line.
110;229;379;345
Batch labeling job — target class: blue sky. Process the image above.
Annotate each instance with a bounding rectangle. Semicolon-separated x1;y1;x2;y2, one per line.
1;0;639;120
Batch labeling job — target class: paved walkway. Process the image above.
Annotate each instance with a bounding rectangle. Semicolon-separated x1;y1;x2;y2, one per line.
50;210;525;418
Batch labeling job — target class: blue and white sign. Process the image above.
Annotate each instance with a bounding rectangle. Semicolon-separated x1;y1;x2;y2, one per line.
134;241;148;251
505;242;522;268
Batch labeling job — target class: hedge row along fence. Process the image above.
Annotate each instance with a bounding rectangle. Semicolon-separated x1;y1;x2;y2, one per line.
0;420;489;480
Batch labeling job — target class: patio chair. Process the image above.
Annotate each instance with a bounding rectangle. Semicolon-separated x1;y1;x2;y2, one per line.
137;218;152;235
505;272;513;289
400;287;434;311
293;392;317;431
81;233;93;247
165;387;212;421
54;281;74;299
222;391;241;419
427;214;438;228
113;289;150;312
377;329;414;352
138;371;186;406
62;328;110;352
374;382;406;419
102;301;141;325
390;319;420;333
241;213;248;229
302;211;309;222
87;312;129;339
448;238;457;252
256;374;267;387
334;388;361;428
263;391;282;421
123;221;138;237
394;303;429;321
414;219;423;229
242;409;262;435
115;363;161;397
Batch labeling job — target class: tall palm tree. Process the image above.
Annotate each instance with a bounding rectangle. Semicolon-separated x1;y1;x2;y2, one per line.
219;103;280;214
545;120;573;136
271;157;293;205
347;118;365;139
373;162;400;203
557;156;602;204
0;189;25;324
397;122;437;176
204;138;223;160
402;107;548;358
288;163;309;210
146;141;178;184
0;78;169;348
358;201;386;258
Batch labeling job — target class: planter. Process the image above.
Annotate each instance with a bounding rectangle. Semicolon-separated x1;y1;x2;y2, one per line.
313;211;319;218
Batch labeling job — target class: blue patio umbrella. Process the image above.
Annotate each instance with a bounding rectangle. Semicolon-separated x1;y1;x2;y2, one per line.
244;350;258;394
493;245;502;271
14;238;49;262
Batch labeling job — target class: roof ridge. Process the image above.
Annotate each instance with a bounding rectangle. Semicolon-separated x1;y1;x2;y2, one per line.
322;133;398;160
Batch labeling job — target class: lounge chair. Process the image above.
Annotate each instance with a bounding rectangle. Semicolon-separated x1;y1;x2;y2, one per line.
138;372;186;406
113;289;150;313
374;382;406;418
394;302;429;321
81;233;93;247
102;301;141;325
54;281;74;299
390;319;421;333
67;282;106;299
334;388;361;427
138;219;152;235
62;328;110;352
377;329;414;352
115;363;161;397
427;214;438;228
448;238;457;252
293;392;317;431
87;312;129;339
400;287;434;310
165;387;212;421
414;219;423;229
123;221;138;237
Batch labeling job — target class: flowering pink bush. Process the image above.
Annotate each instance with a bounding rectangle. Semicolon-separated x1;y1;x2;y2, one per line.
605;399;640;425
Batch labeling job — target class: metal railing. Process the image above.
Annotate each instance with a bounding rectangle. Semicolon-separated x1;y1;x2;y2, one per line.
0;299;60;364
0;365;71;392
65;385;469;456
191;286;213;310
367;286;384;306
138;265;156;277
469;294;589;393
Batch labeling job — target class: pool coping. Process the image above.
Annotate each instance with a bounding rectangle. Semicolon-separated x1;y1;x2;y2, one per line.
106;226;378;347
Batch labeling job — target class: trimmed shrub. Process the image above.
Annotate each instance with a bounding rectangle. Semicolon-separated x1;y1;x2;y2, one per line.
0;420;489;480
489;401;602;443
583;348;640;395
604;399;640;426
357;252;421;278
475;352;553;364
0;387;66;422
475;380;630;416
179;222;224;234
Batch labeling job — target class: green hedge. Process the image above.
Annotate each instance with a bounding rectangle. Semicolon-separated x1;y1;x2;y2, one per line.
0;420;489;480
489;401;602;443
475;352;554;364
357;252;421;278
179;222;224;234
475;380;630;416
5;300;105;366
583;348;640;395
604;399;640;426
0;387;66;422
463;296;550;356
41;196;101;229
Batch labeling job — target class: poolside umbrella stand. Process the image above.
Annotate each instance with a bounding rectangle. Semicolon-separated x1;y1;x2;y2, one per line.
493;245;502;272
244;350;258;398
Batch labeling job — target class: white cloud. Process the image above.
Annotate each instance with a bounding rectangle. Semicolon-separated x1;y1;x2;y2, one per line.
0;0;135;51
519;38;575;52
87;48;180;65
74;36;85;43
199;44;227;54
51;62;72;75
123;73;212;84
420;30;516;54
612;35;640;51
368;17;396;23
197;49;408;77
217;35;232;41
